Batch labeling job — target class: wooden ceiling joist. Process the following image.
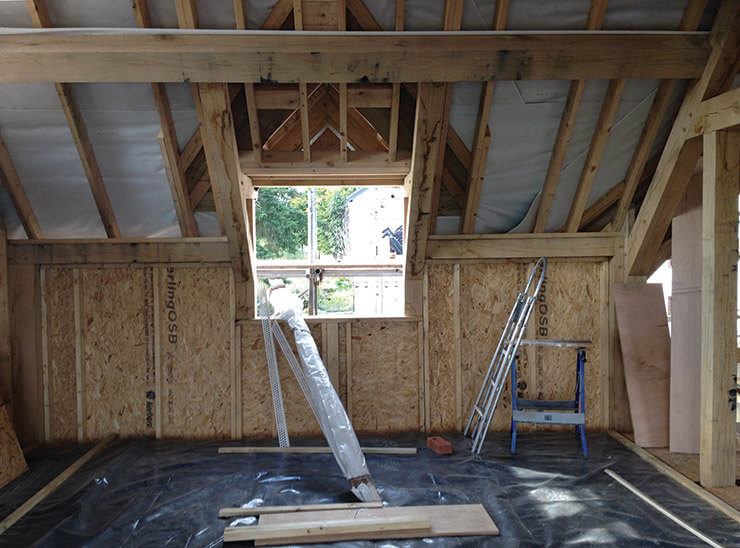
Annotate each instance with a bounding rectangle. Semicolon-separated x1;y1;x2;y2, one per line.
564;77;626;232
27;0;120;238
0;133;43;239
532;0;608;233
0;31;710;84
197;83;256;318
611;0;709;232
132;0;198;238
459;0;509;234
627;0;740;276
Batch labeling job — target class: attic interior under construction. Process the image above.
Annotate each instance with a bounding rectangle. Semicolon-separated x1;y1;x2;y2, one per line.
0;0;739;546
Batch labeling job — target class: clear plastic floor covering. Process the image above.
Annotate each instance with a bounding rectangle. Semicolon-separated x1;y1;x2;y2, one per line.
0;433;738;547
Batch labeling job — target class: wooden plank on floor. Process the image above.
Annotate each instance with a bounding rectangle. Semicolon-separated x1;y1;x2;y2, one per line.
219;501;383;518
248;504;498;545
0;435;114;535
613;284;670;447
218;446;417;455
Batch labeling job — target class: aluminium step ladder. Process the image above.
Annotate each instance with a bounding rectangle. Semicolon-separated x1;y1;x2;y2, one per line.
463;257;547;454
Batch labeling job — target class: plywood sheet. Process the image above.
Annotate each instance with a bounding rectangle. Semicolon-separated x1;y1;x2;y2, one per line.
158;267;231;439
614;283;670;447
527;261;603;431
82;268;155;440
0;394;26;489
427;264;456;432
253;504;498;545
350;321;419;434
46;268;76;442
459;262;522;433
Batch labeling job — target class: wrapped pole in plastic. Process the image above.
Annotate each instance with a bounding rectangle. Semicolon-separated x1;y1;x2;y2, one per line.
280;307;381;503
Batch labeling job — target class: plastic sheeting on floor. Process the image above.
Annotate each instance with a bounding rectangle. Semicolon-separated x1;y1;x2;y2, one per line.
0;433;738;547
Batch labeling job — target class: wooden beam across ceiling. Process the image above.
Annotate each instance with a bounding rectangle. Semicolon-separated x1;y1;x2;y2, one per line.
689;86;740;136
532;0;608;233
627;0;740;276
459;0;509;234
132;0;198;237
611;0;709;232
0;31;710;83
26;0;121;238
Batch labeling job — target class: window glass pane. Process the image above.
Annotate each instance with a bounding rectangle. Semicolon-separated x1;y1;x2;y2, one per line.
255;187;308;261
345;187;404;262
317;276;354;315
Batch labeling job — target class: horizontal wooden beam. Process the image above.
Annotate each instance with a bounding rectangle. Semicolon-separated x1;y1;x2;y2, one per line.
690;86;740;136
7;238;230;265
426;233;619;260
252;175;404;187
0;30;709;83
241;150;410;175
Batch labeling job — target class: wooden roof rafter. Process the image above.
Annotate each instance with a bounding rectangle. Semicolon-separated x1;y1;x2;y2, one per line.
131;0;198;237
26;0;121;238
0;132;43;239
459;0;509;234
611;0;710;232
532;0;608;233
627;0;740;276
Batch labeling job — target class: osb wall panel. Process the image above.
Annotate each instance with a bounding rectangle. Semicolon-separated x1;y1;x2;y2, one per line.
240;320;324;438
459;262;524;433
46;268;76;442
452;260;604;434
350;321;419;434
427;264;457;432
82;268;155;440
0;394;26;489
158;267;231;439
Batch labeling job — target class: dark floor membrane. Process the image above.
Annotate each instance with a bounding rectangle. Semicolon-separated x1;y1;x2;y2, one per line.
0;432;737;547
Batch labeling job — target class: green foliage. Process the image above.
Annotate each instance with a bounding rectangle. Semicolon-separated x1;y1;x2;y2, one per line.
255;188;307;260
255;186;356;261
319;277;354;313
316;187;356;259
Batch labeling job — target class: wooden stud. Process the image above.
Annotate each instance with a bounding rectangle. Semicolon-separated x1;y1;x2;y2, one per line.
564;78;626;232
627;0;740;276
346;322;352;421
699;129;739;488
73;268;84;442
417;319;425;431
0;220;12;419
197;84;257;319
612;0;708;232
229;269;241;439
153;267;162;439
40;267;49;443
599;260;610;429
0;435;115;535
0;124;43;239
299;83;311;162
339;83;348;162
244;83;262;165
459;126;491;233
326;322;339;388
175;0;198;29
337;0;346;30
422;269;431;432
395;0;405;32
532;0;608;233
0;32;711;84
389;84;401;162
452;263;462;431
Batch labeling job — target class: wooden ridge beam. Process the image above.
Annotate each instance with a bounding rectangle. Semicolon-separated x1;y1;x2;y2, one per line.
0;31;710;84
564;78;626;232
532;0;608;233
0;132;43;239
426;233;619;260
27;0;120;238
405;82;447;316
611;0;709;232
627;0;740;276
7;237;230;265
460;0;509;234
197;84;256;318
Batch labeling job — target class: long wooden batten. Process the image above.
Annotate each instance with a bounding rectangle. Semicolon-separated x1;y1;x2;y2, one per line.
0;30;709;83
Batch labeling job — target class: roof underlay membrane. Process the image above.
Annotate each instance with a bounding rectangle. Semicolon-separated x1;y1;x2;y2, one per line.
0;0;721;239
